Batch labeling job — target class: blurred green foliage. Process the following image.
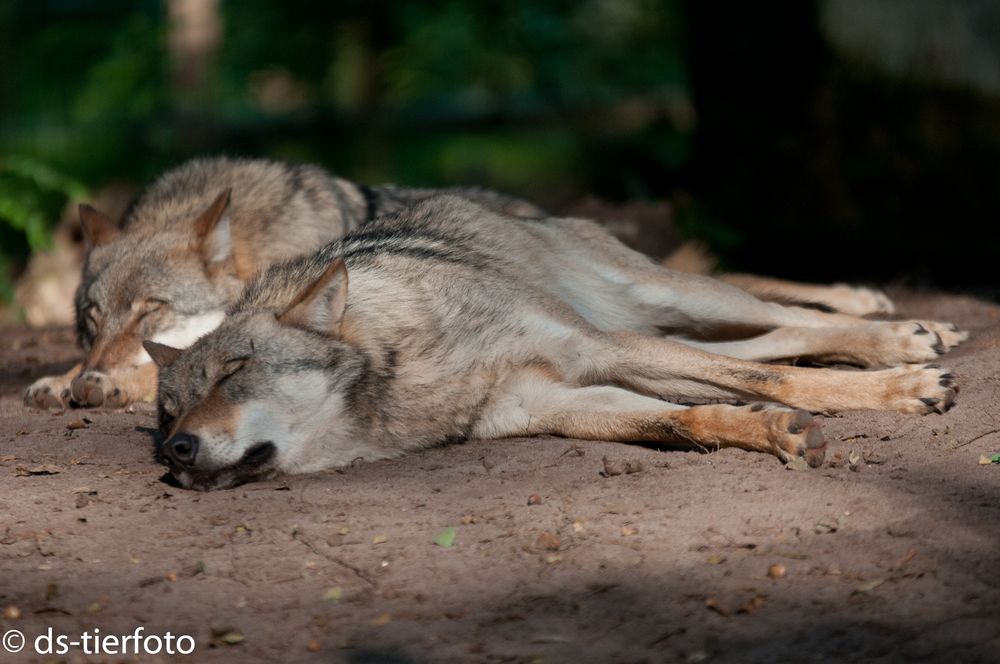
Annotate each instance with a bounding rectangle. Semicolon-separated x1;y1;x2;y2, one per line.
3;0;1000;306
0;0;692;302
0;157;88;250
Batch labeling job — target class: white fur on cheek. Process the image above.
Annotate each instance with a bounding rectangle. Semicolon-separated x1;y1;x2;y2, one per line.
230;371;371;474
139;310;227;364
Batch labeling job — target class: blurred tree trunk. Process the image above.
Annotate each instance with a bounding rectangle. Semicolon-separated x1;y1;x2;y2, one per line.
168;0;221;147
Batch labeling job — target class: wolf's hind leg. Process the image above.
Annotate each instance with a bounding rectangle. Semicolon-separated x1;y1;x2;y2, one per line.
473;375;826;466
671;321;950;368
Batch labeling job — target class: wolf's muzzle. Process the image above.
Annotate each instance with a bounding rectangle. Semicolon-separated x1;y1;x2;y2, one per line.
162;432;199;467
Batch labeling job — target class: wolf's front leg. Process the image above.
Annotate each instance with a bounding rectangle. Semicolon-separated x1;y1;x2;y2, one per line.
718;274;896;317
671;321;953;368
628;266;966;350
24;363;82;409
590;332;957;415
70;363;158;408
473;375;826;466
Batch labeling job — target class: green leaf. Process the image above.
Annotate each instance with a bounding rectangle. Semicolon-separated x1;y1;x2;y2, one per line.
433;526;457;548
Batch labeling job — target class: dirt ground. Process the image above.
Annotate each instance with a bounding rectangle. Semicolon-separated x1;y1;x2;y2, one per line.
1;291;999;663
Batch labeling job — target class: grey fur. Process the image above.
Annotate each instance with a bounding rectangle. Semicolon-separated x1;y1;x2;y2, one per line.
26;156;543;410
156;196;964;490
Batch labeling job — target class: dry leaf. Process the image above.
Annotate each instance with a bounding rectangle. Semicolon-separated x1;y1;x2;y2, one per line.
813;521;837;535
853;577;886;594
536;532;561;551
601;457;622;476
848;449;862;471
704;597;729;616
620;525;639;537
737;595;766;614
15;464;61;476
215;630;244;645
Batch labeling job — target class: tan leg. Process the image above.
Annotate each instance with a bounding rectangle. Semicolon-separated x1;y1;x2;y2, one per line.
671;321;951;368
567;331;957;415
24;362;83;409
70;363;158;408
626;266;967;349
720;274;895;317
473;376;826;466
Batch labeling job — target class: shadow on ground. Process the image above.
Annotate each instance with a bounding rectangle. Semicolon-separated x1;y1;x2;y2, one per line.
0;291;998;663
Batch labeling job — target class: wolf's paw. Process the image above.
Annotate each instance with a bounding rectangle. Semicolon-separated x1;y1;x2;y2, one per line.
857;321;953;367
910;321;968;352
70;371;129;408
24;375;74;410
754;404;826;467
830;284;895;317
881;364;957;414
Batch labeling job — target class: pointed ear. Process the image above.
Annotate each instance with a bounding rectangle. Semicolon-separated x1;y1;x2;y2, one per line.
190;188;233;265
278;258;349;336
79;204;119;248
143;340;183;368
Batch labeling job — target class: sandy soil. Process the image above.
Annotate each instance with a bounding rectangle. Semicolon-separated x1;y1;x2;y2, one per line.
1;291;999;663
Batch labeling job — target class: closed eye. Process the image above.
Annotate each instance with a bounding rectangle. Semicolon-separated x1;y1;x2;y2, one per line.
137;299;170;320
219;357;250;383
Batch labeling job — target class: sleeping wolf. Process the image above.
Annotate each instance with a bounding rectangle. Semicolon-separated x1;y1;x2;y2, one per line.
145;196;965;491
23;156;543;410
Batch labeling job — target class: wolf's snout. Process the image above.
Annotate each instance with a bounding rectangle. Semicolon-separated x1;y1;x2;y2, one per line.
163;432;199;467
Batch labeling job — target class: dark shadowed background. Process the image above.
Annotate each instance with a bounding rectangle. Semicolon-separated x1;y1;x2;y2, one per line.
2;0;1000;309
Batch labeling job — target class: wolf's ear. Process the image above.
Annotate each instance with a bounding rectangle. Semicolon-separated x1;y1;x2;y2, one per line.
79;204;119;248
278;258;349;337
143;340;183;368
191;188;233;266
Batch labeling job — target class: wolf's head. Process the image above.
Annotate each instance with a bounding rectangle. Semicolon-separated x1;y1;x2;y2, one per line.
147;257;369;490
74;190;240;381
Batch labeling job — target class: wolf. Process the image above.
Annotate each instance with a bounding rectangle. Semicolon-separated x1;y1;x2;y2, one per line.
144;195;965;491
23;156;544;410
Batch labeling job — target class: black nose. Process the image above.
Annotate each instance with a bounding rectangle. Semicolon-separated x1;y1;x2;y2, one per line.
163;433;199;467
